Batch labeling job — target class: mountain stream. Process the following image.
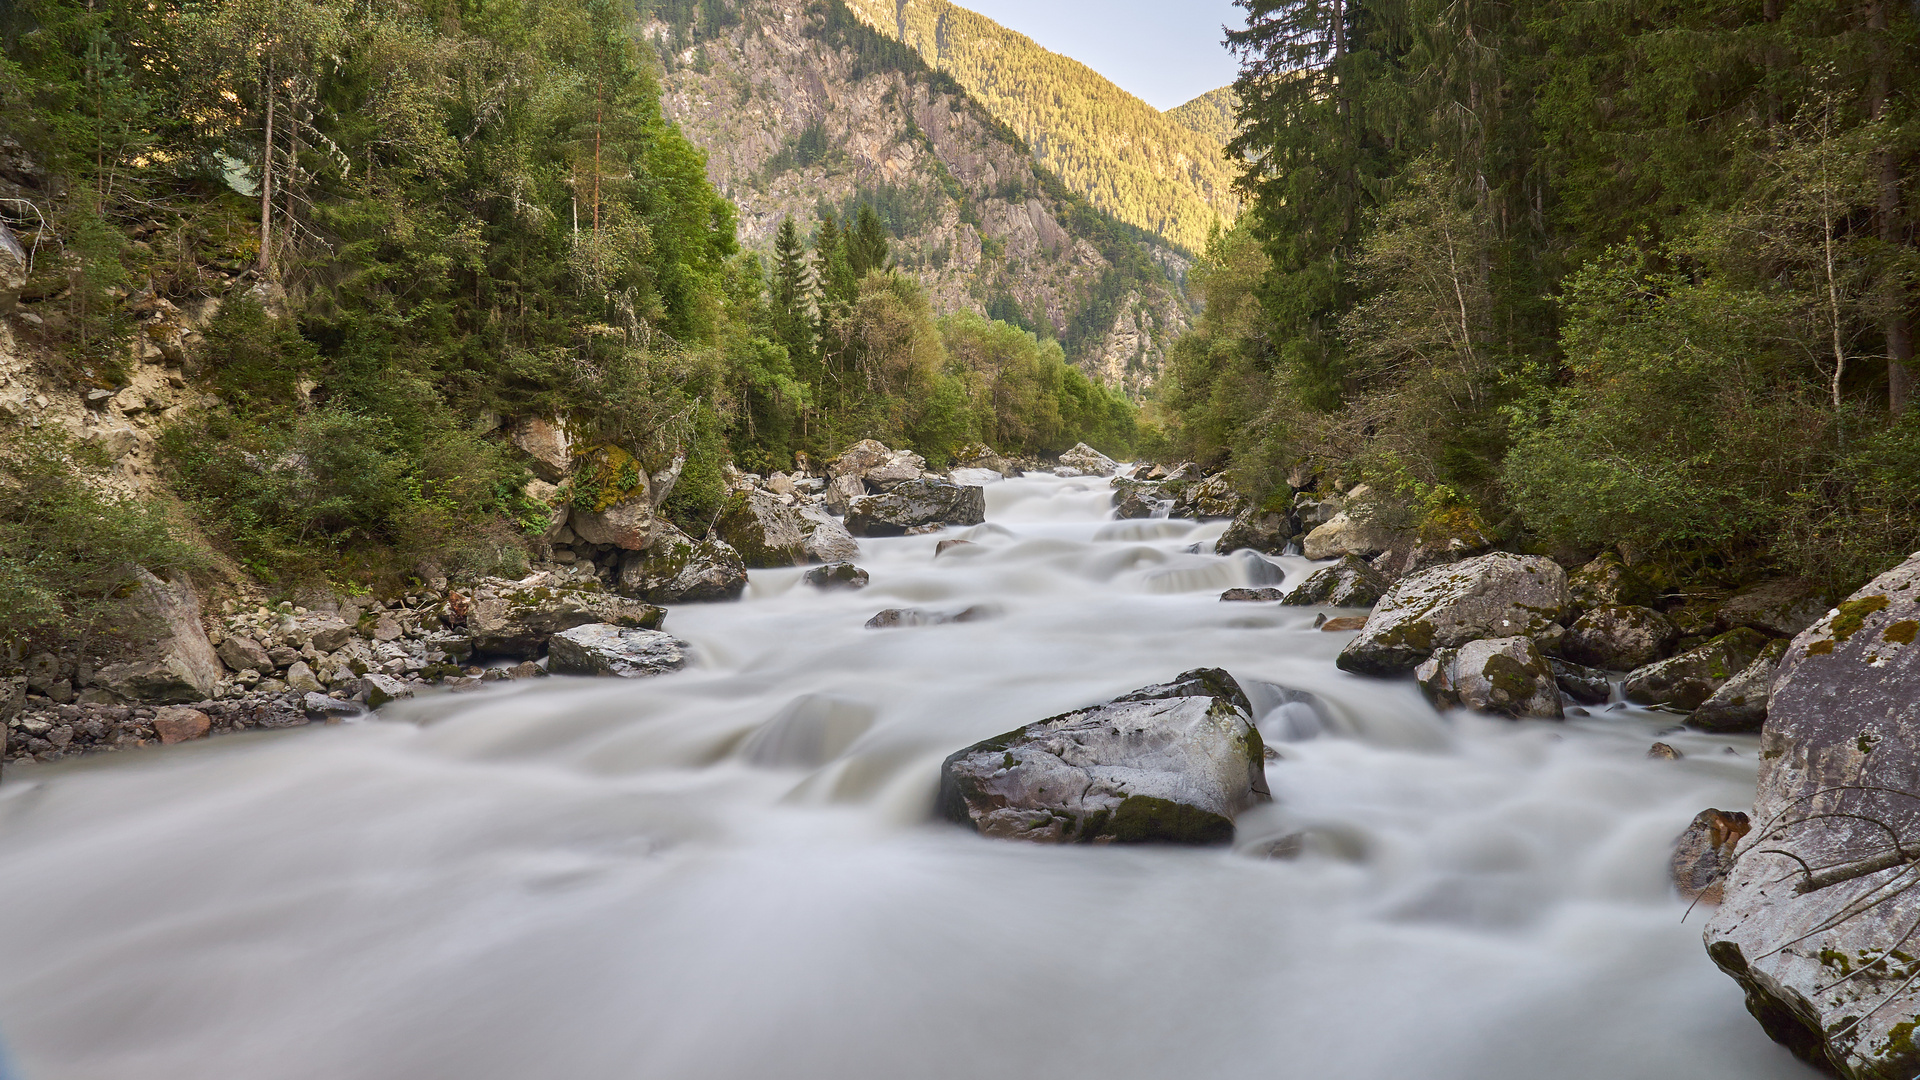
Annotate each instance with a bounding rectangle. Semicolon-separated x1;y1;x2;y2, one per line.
0;473;1820;1079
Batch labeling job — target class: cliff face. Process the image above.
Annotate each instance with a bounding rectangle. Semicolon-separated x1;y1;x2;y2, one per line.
651;0;1187;395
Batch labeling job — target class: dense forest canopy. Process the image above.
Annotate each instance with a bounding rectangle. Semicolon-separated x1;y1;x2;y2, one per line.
0;0;1136;619
1163;0;1920;592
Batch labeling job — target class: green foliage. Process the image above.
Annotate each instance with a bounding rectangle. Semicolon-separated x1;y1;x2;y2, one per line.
0;424;205;650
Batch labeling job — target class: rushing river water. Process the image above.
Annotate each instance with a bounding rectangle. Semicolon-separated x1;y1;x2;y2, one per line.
0;473;1820;1079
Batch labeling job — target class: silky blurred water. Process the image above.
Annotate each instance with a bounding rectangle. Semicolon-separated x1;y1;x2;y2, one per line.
0;473;1817;1079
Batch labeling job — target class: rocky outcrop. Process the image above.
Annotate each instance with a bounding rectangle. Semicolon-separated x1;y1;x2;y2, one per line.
938;669;1270;844
845;478;986;536
547;624;689;678
466;575;665;658
1058;442;1119;476
90;568;225;705
1689;641;1789;733
1705;552;1920;1078
1558;605;1680;671
1621;628;1770;712
617;524;748;603
1337;553;1572;677
1415;636;1564;720
1282;555;1388;608
1216;507;1294;556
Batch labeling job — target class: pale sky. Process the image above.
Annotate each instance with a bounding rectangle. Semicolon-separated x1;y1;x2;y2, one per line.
955;0;1246;111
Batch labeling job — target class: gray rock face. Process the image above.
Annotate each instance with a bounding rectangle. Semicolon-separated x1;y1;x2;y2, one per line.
803;563;869;590
796;506;861;564
618;524;748;603
1171;474;1246;520
1302;511;1401;561
466;575;665;658
1689;640;1789;733
1337;553;1573;677
307;619;353;653
1293;491;1343;529
548;624;689;678
1415;636;1564;720
1559;605;1680;671
1058;442;1119;476
217;634;272;673
715;487;814;567
91;569;225;704
939;669;1270;844
1705;552;1920;1078
1282;555;1388;608
1551;658;1612;705
1717;578;1831;637
1216;507;1294;556
845;479;986;537
1622;628;1770;711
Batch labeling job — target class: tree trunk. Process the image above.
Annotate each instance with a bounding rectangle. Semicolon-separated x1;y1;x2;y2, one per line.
1867;0;1914;415
258;56;275;274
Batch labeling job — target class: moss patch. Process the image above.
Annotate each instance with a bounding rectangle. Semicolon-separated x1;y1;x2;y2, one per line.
1884;620;1918;645
1105;794;1233;845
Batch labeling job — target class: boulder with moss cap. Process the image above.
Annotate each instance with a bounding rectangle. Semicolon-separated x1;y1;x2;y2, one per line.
1336;552;1572;677
1415;636;1564;719
939;669;1270;845
465;574;664;658
1622;627;1770;711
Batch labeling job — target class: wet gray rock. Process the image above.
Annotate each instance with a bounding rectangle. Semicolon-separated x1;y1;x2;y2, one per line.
1058;442;1119;476
352;673;413;708
1689;640;1789;733
548;624;689;679
302;692;362;719
1550;658;1612;705
1415;637;1564;720
1705;552;1920;1077
1216;507;1295;556
797;506;861;564
618;524;748;603
1221;588;1284;603
1337;553;1572;677
865;606;995;629
1282;555;1388;608
1558;605;1680;671
1112;482;1166;520
714;487;814;567
1622;628;1770;711
845;478;986;537
466;574;665;658
939;669;1270;844
804;563;869;590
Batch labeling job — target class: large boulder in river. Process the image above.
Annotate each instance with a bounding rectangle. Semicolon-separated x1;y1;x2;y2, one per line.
90;569;225;704
1216;507;1295;556
1415;636;1564;720
1282;555;1388;608
548;624;688;678
939;669;1270;845
1689;640;1789;733
1336;552;1572;677
1705;551;1920;1078
1558;605;1680;671
714;487;814;567
796;505;861;563
466;574;664;658
617;523;747;603
1621;627;1770;711
845;478;985;537
1058;442;1119;476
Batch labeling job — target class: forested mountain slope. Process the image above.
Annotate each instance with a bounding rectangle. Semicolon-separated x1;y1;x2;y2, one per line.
651;0;1187;394
1165;88;1240;149
837;0;1239;254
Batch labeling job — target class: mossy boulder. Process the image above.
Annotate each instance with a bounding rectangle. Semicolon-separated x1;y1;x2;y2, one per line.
1559;604;1680;671
938;668;1270;845
1337;552;1572;677
845;478;986;537
1415;636;1564;720
1171;473;1247;520
714;487;813;567
465;573;665;658
1282;554;1388;608
1689;639;1789;732
617;523;747;604
1567;553;1656;612
1621;627;1770;711
1705;550;1920;1078
1716;578;1831;638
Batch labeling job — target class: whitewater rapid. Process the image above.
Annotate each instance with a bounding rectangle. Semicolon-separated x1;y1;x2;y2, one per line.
0;474;1817;1079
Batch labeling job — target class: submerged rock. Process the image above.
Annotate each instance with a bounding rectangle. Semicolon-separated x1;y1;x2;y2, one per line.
1415;636;1564;720
939;669;1270;844
1282;554;1388;608
618;524;748;603
1621;628;1770;711
1221;588;1285;603
804;563;870;590
1705;551;1920;1078
845;478;986;537
864;606;995;629
1337;552;1572;677
1559;605;1679;671
548;624;689;678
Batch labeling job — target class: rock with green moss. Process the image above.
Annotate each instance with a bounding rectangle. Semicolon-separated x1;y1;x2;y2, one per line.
714;487;814;567
1706;551;1920;1078
803;562;869;590
1058;442;1119;476
465;573;665;658
1171;474;1247;519
1559;604;1680;671
548;624;688;678
1687;639;1788;732
1282;554;1388;608
617;523;747;603
1621;627;1770;711
845;478;986;537
1337;552;1572;677
1716;578;1831;638
1567;553;1656;612
938;668;1271;844
1415;636;1564;719
570;490;654;551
